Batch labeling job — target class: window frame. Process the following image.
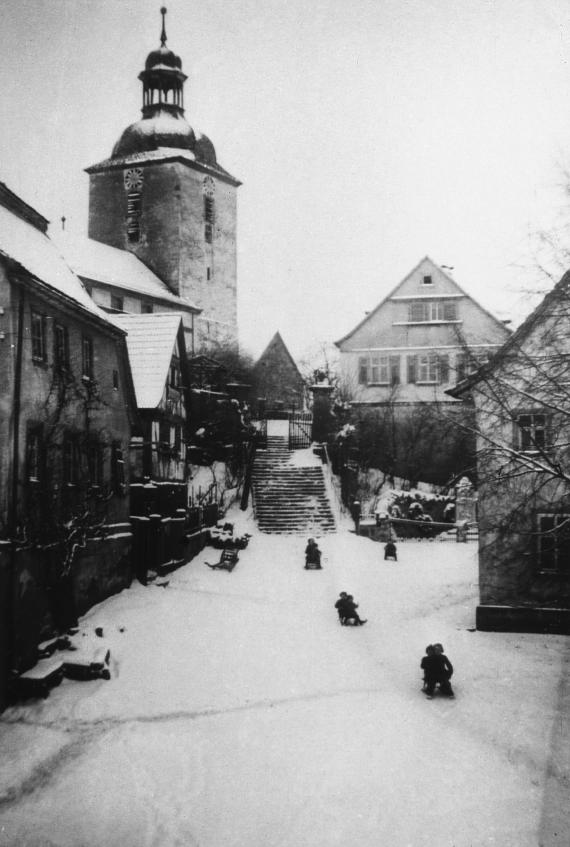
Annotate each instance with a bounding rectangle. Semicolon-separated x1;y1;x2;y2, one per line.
26;427;44;483
82;335;94;380
54;323;70;372
110;294;124;312
536;513;570;574
62;434;81;486
31;312;47;362
514;411;550;454
407;300;458;323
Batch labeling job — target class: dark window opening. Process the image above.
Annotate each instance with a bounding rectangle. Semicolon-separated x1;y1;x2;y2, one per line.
31;312;47;362
516;413;549;452
110;295;124;312
54;324;70;371
207;267;211;281
422;275;433;285
112;442;125;495
204;222;213;244
112;369;119;390
82;336;93;379
87;442;104;486
126;192;141;243
537;514;570;573
63;436;81;485
27;428;44;482
141;302;153;314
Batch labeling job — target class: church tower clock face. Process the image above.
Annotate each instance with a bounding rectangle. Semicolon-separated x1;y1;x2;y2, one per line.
124;168;144;191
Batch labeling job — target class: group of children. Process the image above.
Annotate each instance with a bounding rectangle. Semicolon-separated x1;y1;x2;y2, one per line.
420;643;454;698
307;538;456;699
334;592;367;626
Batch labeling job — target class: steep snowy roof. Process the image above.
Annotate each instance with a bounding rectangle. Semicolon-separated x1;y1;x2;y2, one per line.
0;203;110;323
111;312;183;408
56;233;200;313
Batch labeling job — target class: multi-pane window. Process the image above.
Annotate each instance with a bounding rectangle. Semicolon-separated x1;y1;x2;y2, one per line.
26;429;43;482
408;300;458;322
537;514;570;573
82;336;93;379
127;192;141;243
418;354;439;383
87;442;104;486
170;362;180;389
31;312;47;362
515;413;549;452
110;294;124;312
63;436;81;485
54;324;69;371
407;353;449;384
358;355;402;386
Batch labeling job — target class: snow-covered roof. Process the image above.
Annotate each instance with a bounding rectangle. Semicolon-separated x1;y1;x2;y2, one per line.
0;203;111;323
55;233;200;313
111;312;183;408
85;147;241;187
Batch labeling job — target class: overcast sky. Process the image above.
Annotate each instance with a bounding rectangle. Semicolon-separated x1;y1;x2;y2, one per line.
2;0;570;360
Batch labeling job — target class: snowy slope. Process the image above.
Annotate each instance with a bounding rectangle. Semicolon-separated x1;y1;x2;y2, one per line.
0;519;568;847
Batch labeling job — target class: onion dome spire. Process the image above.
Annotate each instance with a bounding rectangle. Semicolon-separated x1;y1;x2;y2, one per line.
138;6;187;119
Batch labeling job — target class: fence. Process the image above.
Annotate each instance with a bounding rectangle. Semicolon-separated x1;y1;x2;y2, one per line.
288;412;312;449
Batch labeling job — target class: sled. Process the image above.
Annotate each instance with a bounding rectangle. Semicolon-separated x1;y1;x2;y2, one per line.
14;657;64;700
205;549;239;572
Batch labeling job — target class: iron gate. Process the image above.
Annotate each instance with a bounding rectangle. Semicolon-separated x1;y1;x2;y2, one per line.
288;412;312;449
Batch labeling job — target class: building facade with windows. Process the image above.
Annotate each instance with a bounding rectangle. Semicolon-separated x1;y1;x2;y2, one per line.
0;182;137;697
84;10;241;352
448;270;570;633
335;257;511;406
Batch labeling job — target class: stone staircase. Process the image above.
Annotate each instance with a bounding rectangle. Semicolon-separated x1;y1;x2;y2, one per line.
252;436;336;534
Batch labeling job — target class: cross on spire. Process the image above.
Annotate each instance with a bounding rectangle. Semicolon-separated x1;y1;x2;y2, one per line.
160;7;167;46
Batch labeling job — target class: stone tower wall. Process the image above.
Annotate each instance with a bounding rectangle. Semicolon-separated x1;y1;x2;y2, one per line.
88;160;237;345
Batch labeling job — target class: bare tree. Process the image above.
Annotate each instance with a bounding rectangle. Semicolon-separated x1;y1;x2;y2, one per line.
448;272;570;604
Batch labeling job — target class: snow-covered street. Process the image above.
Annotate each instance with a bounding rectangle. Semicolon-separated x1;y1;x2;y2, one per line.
0;518;568;847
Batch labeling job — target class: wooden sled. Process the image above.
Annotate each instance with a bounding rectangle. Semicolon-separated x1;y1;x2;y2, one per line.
205;549;239;572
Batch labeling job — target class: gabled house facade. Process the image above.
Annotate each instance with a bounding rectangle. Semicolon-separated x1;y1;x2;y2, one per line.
112;313;193;579
0;182;137;703
112;313;190;493
448;271;570;633
335;257;511;406
253;331;306;413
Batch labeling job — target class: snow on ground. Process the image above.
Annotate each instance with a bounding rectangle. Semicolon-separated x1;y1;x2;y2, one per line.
0;516;569;847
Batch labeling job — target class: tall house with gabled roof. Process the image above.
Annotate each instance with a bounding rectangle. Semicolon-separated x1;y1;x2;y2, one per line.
335;257;511;405
85;8;241;351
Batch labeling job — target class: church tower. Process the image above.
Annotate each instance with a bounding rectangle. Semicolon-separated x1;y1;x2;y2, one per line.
86;8;241;349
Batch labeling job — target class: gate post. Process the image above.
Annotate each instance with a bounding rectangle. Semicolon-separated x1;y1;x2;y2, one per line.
310;381;334;443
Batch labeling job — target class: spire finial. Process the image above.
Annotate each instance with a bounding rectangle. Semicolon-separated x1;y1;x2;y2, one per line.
160;7;167;46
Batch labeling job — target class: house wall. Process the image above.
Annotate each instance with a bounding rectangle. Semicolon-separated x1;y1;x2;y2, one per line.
338;259;510;404
88;160;238;349
470;307;570;621
0;266;135;700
